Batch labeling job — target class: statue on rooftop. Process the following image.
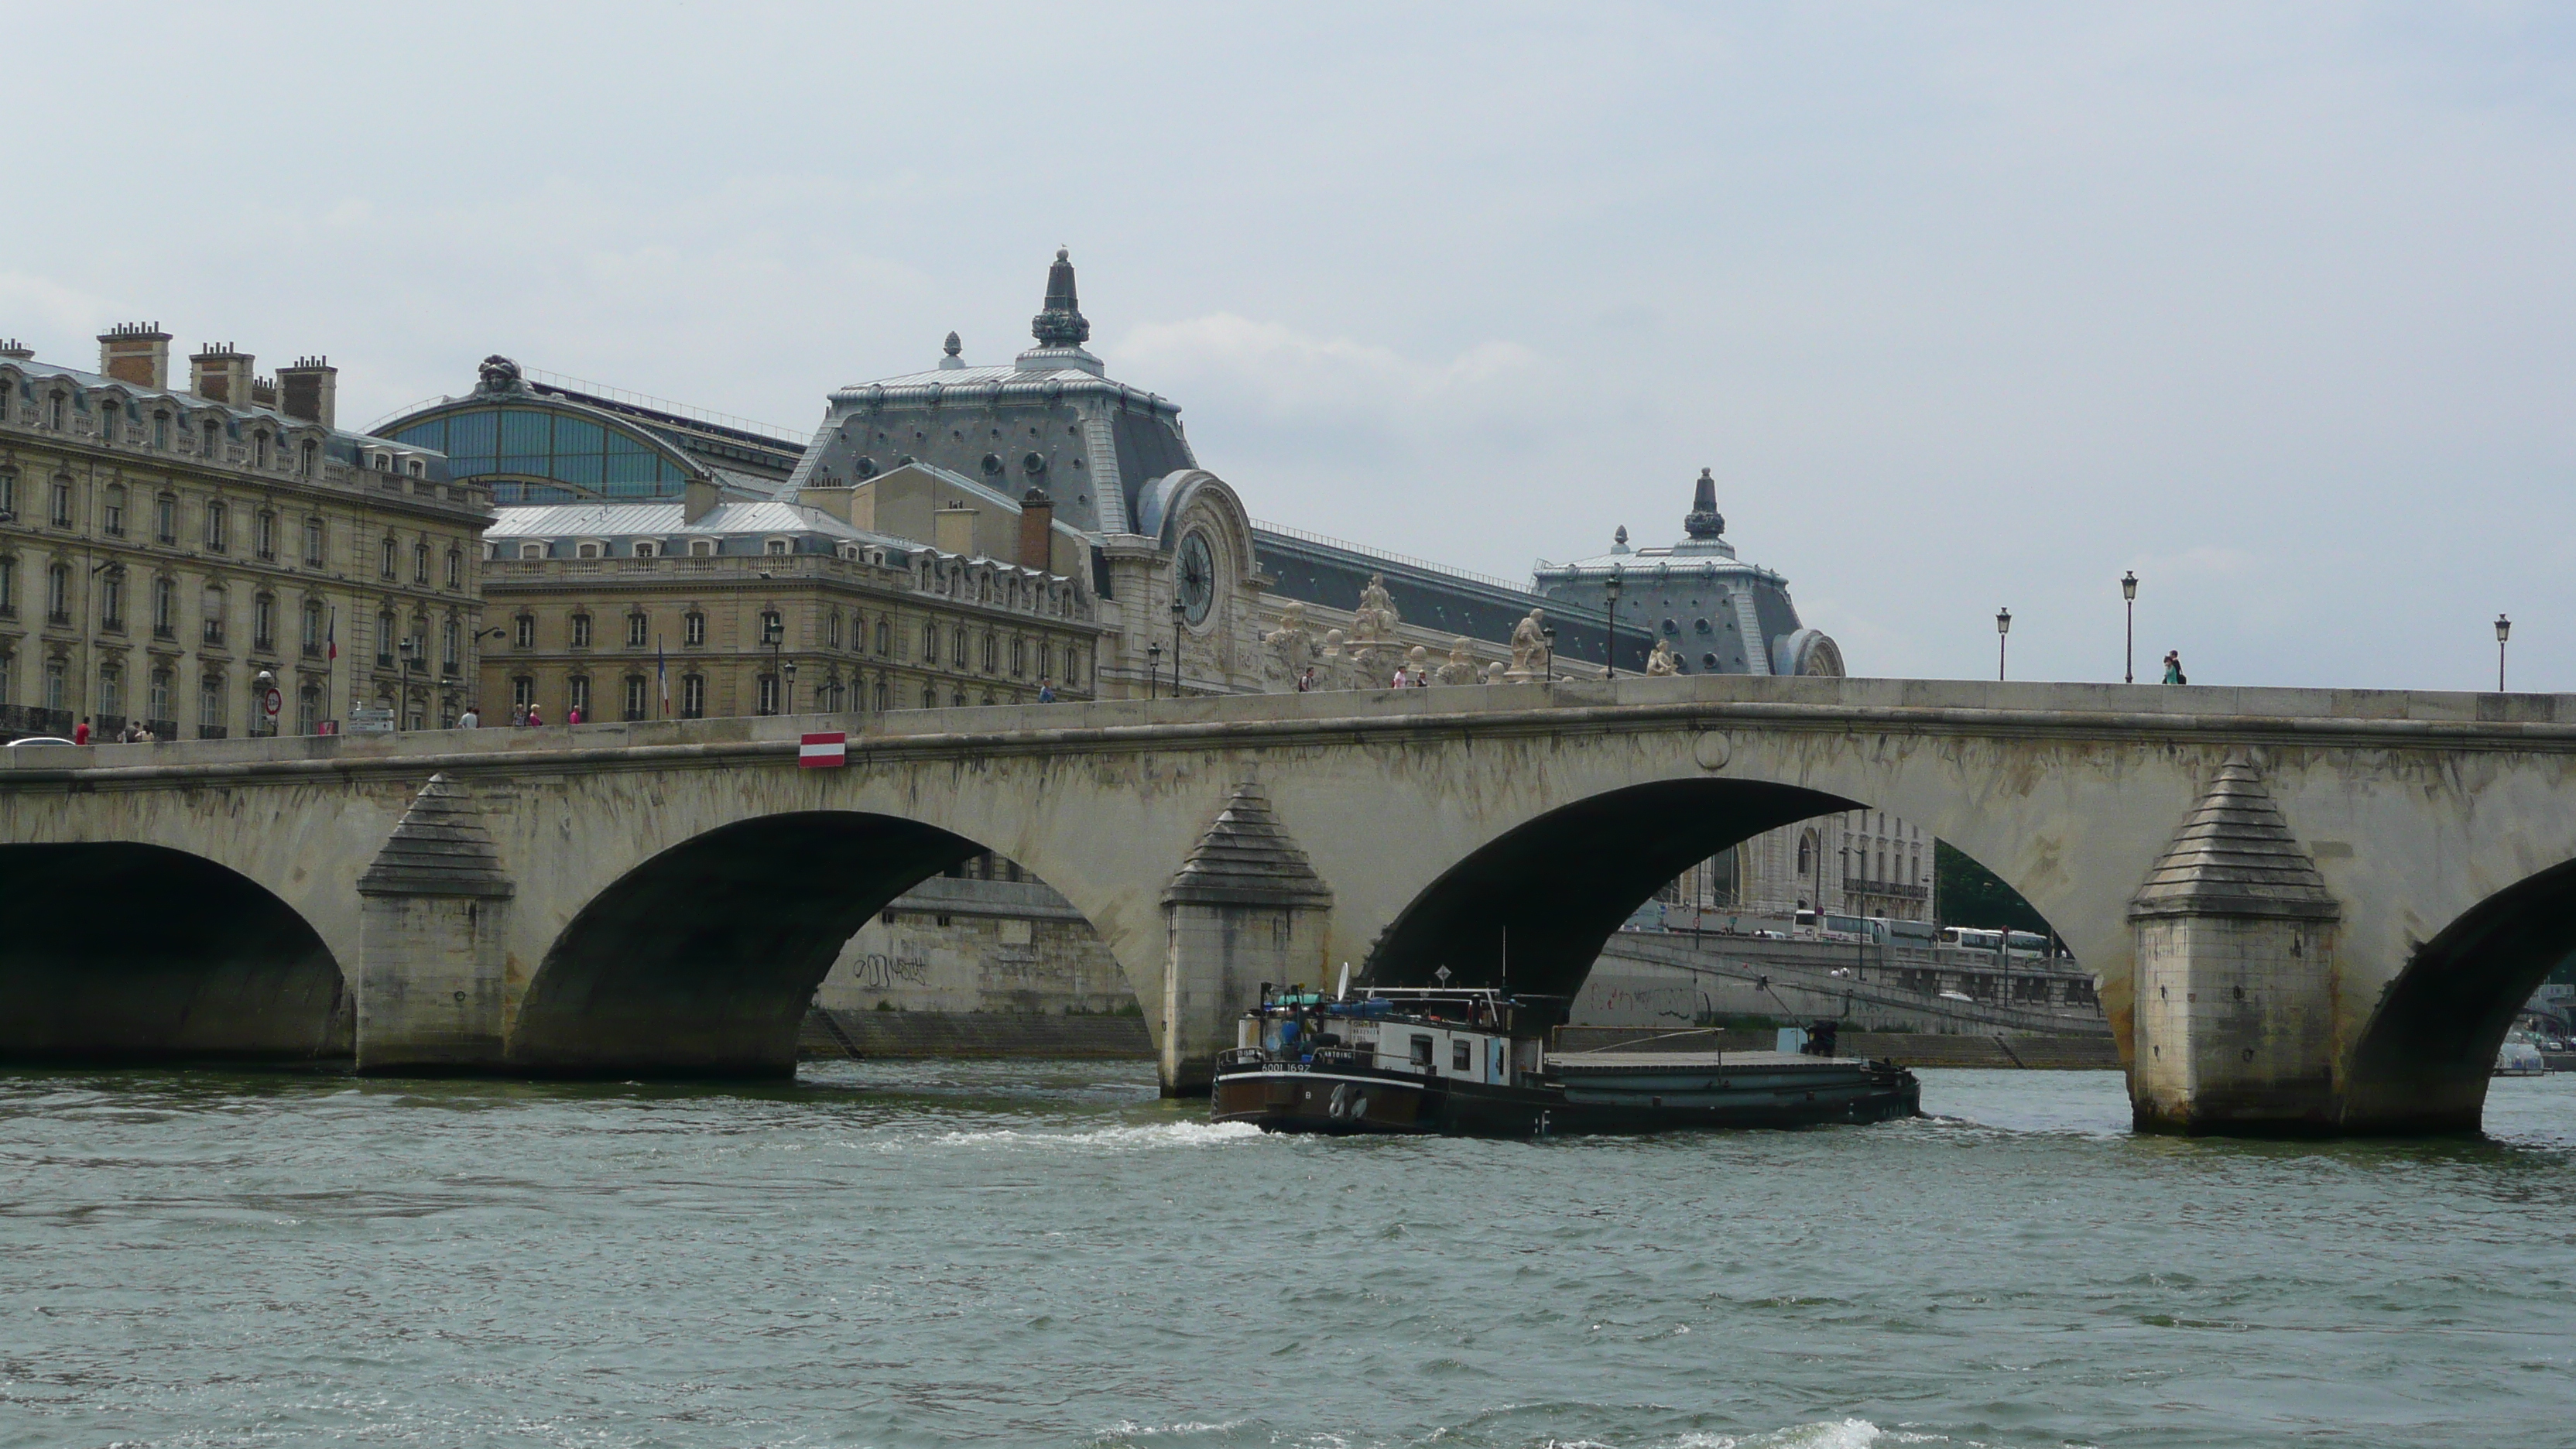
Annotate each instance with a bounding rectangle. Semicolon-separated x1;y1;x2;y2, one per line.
1262;601;1321;690
1435;636;1482;685
1646;638;1680;676
1507;608;1550;681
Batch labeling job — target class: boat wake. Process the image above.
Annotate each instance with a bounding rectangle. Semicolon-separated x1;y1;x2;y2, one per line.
879;1119;1264;1154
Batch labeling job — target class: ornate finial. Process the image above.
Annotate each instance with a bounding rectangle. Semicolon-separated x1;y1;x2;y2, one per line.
1684;466;1725;540
1031;248;1091;348
1612;525;1631;554
944;331;961;357
938;331;966;370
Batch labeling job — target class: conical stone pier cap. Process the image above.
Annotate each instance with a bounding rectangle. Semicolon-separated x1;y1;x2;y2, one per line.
2130;756;2338;922
358;772;514;898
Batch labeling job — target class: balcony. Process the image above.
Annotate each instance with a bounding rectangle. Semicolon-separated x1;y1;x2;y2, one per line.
46;608;70;628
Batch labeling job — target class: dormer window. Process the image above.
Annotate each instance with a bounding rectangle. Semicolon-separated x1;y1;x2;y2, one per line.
406;457;424;478
46;392;65;430
201;420;220;457
253;431;270;470
299;439;317;477
153;411;170;449
519;542;545;560
764;538;790;557
689;538;715;557
372;452;389;471
632;540;659;559
576;541;603;560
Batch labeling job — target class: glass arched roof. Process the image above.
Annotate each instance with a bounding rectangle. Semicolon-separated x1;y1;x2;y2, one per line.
385;402;695;505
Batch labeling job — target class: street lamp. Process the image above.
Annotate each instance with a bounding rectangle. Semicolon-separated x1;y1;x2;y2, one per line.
1169;596;1187;700
1146;640;1163;701
1995;607;2012;682
254;667;276;738
1604;567;1624;680
2496;614;2512;693
783;659;798;716
1539;624;1557;681
760;613;783;714
2121;571;2139;684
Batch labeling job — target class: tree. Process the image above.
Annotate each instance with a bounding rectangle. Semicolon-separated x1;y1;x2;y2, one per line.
1935;840;2053;937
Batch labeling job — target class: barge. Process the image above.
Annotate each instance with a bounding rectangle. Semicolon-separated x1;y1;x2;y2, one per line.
1211;984;1920;1137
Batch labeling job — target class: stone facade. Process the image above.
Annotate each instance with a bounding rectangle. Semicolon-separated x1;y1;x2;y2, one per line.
815;864;1133;1016
0;330;490;741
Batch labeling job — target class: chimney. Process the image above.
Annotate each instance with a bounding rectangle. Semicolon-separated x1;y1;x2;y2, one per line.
933;502;978;557
278;356;338;429
0;339;32;361
796;481;855;524
98;324;171;389
683;476;721;524
190;344;253;406
250;375;278;410
1018;488;1055;571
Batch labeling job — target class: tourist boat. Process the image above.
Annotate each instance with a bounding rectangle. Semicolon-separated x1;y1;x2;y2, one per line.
1211;982;1920;1136
2494;1034;2549;1077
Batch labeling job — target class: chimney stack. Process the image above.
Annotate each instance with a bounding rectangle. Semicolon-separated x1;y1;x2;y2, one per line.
278;356;337;429
683;476;720;524
1018;488;1055;571
98;324;171;390
933;502;979;557
0;340;32;361
190;344;253;406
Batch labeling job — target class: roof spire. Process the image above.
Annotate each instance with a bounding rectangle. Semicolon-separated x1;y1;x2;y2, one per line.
938;331;965;370
1031;246;1091;348
1684;466;1725;540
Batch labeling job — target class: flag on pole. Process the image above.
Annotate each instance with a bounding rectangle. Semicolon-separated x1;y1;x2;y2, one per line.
327;607;337;663
798;731;848;769
656;639;668;707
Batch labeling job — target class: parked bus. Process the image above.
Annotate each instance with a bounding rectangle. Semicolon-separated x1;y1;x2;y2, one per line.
1938;926;2057;959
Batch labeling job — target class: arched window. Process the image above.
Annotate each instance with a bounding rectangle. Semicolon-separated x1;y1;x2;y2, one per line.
683;611;705;646
152;411;170;450
518;541;544;560
380;537;398;578
252;431;271;470
46;563;70;623
512;613;535;649
46;391;65;429
299;438;317;477
377;611;397;666
101;484;125;537
569;611;592;649
200;584;227;646
445;549;463;590
152;576;175;637
255;511;276;560
442;618;461;672
875;618;889;656
625;611;648;648
302;599;324;655
252;594;276;652
413;541;430;584
1797;838;1811;874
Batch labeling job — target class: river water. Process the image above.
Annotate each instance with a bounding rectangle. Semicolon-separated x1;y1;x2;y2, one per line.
2;1062;2572;1449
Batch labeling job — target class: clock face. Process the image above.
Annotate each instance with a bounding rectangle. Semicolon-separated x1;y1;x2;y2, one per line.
1177;531;1217;626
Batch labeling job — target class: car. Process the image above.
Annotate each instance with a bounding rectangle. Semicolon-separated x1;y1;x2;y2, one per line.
4;736;78;748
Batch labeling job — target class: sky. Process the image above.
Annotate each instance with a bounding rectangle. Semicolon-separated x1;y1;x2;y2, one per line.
5;2;2571;690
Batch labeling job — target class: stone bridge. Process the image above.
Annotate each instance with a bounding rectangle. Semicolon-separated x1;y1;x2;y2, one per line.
5;676;2574;1136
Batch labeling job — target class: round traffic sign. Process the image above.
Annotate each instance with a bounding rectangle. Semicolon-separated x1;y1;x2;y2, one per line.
261;687;283;719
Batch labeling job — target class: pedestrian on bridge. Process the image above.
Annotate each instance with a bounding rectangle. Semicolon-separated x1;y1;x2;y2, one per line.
1036;678;1057;703
526;704;545;728
2162;652;2186;685
459;706;480;729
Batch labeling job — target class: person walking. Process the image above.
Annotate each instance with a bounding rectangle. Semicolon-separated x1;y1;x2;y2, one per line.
1036;677;1056;704
567;704;583;726
2161;651;2186;685
1297;666;1315;693
526;703;545;728
510;703;527;727
73;717;90;745
459;704;480;729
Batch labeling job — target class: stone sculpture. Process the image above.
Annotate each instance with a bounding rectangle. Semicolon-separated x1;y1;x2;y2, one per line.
1507;608;1550;681
1646;638;1680;676
1262;601;1321;690
1435;636;1482;685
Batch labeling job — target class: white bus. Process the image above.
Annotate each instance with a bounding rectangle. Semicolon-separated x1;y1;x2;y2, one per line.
1938;927;2056;960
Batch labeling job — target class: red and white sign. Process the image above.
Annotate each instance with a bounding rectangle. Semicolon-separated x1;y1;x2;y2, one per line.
798;731;848;769
260;687;283;720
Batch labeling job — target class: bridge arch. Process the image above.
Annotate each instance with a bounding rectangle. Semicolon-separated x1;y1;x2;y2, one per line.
2342;855;2576;1133
508;810;1140;1077
0;841;351;1065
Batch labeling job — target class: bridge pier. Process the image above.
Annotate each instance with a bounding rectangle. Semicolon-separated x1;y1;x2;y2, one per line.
2128;759;2344;1134
354;775;517;1074
1157;785;1334;1095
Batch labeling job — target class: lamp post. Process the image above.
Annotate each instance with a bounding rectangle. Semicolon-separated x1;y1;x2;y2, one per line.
1539;624;1557;681
396;639;416;730
1146;640;1163;701
2121;570;2139;684
1169;597;1187;700
760;613;783;715
1995;607;2012;681
2496;614;2511;693
254;667;275;739
1604;567;1623;680
782;659;797;717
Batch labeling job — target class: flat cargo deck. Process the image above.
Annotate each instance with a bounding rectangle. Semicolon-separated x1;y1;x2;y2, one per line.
1544;1050;1852;1071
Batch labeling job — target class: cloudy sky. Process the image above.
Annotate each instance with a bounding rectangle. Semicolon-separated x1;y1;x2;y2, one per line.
8;4;2569;689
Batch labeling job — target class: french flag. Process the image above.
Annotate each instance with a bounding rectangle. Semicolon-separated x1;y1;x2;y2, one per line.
798;731;847;769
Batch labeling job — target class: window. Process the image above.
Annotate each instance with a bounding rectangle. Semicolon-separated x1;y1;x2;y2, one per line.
204;500;228;552
445;550;462;590
46;392;65;430
569;676;591;717
297;685;318;736
0;555;12;615
380;537;398;579
624;675;649;721
153;412;170;450
252;594;276;652
981;632;997;673
951;628;968;669
303;600;324;654
512;676;535;712
97;402;118;446
152;576;175;637
98;666;123;721
406;457;423;478
200;420;219;458
689;538;715;557
44;659;66;711
102;485;125;536
764;538;790;557
252;431;270;470
98;571;124;631
299;439;317;477
156;495;177;545
201;586;226;646
874;679;889;711
759;610;783;645
46;564;70;624
513;614;535;649
1011;636;1025;677
441;618;460;673
376;611;396;666
632;540;659;559
757;674;779;715
413;541;430;584
625;612;648;648
827;609;843;649
1410;1035;1434;1068
198;674;224;733
576;541;601;560
570;612;592;648
49;478;71;528
683;611;705;646
1453;1040;1472;1072
148;668;170;724
304;516;325;566
921;621;935;660
518;542;544;560
255;512;276;560
0;469;14;518
680;674;705;718
921;685;937;709
875;618;889;656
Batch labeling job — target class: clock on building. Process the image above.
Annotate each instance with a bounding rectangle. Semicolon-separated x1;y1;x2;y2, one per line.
1176;531;1216;626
